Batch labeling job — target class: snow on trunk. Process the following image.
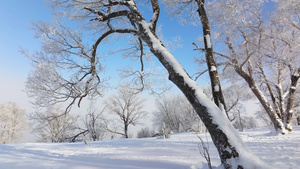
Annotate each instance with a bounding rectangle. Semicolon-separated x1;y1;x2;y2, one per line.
285;73;300;131
234;66;287;134
205;34;212;48
138;20;267;169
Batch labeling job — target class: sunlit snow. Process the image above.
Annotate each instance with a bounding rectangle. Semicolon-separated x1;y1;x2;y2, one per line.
1;127;300;169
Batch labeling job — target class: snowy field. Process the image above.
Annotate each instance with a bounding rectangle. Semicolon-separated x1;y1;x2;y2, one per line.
1;127;300;169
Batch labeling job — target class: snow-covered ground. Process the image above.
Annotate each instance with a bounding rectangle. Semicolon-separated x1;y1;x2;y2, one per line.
1;127;300;169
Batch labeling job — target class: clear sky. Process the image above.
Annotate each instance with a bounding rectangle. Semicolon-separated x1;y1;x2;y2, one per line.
0;0;53;112
0;0;206;114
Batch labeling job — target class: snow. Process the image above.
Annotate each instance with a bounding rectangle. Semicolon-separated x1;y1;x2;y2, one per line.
1;128;300;169
210;66;217;72
204;34;212;48
214;85;219;92
286;123;293;131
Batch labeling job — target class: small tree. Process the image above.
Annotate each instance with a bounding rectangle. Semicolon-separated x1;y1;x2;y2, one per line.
30;106;78;142
0;102;27;144
255;108;273;128
153;94;203;133
233;116;258;131
105;86;146;138
137;127;155;138
83;105;107;141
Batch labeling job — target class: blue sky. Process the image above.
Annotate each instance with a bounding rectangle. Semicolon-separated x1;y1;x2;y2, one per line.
0;0;207;113
0;0;53;111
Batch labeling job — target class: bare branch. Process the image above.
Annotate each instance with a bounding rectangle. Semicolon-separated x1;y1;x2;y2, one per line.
150;0;160;32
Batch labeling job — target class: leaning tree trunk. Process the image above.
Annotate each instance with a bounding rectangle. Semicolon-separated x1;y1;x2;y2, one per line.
195;0;229;119
234;62;286;134
133;15;265;169
143;29;263;169
225;38;286;134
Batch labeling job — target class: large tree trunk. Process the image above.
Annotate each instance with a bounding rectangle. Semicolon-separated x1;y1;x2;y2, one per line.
135;20;265;169
195;0;229;119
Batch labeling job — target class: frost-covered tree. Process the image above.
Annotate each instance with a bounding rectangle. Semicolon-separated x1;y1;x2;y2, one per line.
25;1;267;168
105;86;146;138
137;127;155;138
30;106;78;142
0;102;27;144
192;0;300;133
266;0;300;131
82;104;107;141
153;94;204;133
233;116;258;131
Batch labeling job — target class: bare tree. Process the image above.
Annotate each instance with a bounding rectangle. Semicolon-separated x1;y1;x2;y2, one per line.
105;86;146;138
30;106;78;142
255;108;273;127
186;0;300;133
23;21;103;113
205;84;253;122
25;1;266;168
0;102;27;144
232;116;258;131
153;94;203;133
83;104;107;141
137;127;155;138
267;0;300;131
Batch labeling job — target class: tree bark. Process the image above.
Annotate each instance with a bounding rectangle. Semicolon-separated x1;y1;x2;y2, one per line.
285;69;300;131
194;0;229;119
124;122;129;138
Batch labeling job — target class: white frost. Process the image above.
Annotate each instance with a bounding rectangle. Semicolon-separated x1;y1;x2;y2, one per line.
214;85;219;92
205;34;212;48
49;27;57;35
210;66;217;72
